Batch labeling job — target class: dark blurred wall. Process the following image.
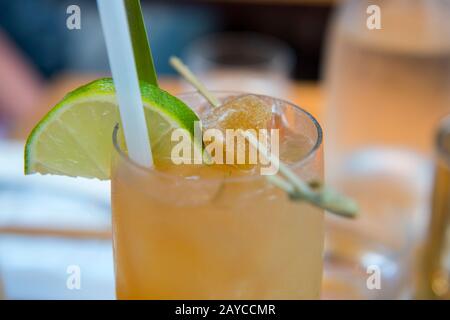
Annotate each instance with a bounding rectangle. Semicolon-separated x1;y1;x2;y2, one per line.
218;2;332;79
145;0;333;80
0;0;332;80
0;0;69;78
0;0;221;77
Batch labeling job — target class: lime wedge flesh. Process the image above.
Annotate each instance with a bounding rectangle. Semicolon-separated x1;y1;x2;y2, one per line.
25;78;200;180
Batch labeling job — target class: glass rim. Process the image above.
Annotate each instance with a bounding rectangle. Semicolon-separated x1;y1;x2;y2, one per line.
112;91;323;182
185;32;295;70
437;115;450;167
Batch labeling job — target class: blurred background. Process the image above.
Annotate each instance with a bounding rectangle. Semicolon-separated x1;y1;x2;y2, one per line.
0;0;450;299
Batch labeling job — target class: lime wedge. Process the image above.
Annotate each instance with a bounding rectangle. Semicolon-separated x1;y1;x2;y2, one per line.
25;78;200;180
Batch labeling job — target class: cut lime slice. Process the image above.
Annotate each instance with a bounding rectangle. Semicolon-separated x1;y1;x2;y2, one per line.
25;78;200;180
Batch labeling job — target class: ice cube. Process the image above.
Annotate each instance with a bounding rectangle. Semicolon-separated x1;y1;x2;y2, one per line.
202;95;272;132
201;95;272;169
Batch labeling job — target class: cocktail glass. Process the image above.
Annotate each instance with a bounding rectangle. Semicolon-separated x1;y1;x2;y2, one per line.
111;91;324;299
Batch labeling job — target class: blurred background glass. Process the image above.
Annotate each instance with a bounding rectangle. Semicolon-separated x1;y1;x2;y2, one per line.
323;0;450;299
418;116;450;299
185;32;295;97
0;0;449;299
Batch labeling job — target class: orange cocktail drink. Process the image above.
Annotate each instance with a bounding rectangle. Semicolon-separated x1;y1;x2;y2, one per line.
111;92;324;299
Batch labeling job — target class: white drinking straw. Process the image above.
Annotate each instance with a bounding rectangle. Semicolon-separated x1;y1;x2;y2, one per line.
97;0;153;167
